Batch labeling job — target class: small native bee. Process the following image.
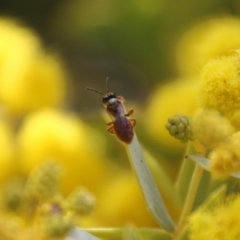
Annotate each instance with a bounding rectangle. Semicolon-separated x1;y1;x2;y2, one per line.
87;78;136;144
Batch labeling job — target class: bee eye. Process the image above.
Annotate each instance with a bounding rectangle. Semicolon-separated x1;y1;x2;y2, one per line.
102;98;107;104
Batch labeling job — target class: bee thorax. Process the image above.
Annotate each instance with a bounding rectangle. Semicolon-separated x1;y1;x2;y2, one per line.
106;97;117;106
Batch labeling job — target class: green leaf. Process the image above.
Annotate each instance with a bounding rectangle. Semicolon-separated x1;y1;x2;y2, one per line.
125;134;176;232
192;170;211;211
123;227;141;240
230;171;240;178
186;155;210;170
187;155;240;179
144;150;182;217
67;227;100;240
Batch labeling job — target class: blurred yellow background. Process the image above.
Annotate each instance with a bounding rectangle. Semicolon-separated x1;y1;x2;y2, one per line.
0;1;239;238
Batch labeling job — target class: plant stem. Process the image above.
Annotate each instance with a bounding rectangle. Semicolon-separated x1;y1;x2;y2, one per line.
84;227;172;240
173;140;205;239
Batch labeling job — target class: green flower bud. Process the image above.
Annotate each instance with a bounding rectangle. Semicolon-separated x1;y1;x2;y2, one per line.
1;178;25;212
43;214;73;238
66;187;95;216
24;161;62;202
165;114;195;143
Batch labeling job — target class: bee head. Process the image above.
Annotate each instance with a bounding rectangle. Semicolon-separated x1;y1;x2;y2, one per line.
102;92;118;107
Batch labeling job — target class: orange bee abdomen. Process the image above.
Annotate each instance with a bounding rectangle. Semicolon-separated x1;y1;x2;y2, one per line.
113;117;134;143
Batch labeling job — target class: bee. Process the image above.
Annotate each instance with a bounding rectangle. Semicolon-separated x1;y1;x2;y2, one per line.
87;78;136;144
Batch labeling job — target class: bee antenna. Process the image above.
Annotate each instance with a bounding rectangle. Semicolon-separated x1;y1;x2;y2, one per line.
86;87;104;95
106;77;109;93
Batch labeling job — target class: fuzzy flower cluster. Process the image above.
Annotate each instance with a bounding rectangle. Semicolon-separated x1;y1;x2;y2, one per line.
167;17;240;180
177;17;240;75
199;55;240;114
24;161;62;201
192;110;235;149
190;21;240;178
0;162;96;239
161;15;240;239
189;194;240;240
209;132;240;178
0;18;66;114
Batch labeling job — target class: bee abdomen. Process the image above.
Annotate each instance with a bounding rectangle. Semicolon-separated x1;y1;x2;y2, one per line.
113;117;134;143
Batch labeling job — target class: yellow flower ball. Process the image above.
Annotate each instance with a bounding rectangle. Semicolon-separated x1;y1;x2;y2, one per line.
0;18;66;113
145;78;199;153
177;17;240;75
93;172;158;227
16;109;114;195
0;53;66;113
210;132;240;178
0;18;41;63
226;110;240;130
192;110;235;149
189;194;240;240
199;56;240;114
0;120;16;183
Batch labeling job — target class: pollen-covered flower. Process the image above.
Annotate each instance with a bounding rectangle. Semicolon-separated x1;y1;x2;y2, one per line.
199;56;240;114
189;194;240;240
226;110;240;130
209;132;240;178
192;110;234;149
177;17;240;75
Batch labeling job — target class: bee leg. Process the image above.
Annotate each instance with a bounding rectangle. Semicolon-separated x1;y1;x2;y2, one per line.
130;118;136;127
107;126;115;135
125;109;134;117
106;121;114;126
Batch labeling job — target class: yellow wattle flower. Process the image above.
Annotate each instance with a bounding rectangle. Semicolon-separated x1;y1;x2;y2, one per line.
177;16;240;75
199;55;240;114
2;53;66;113
16;109;114;195
0;18;41;63
0;18;66;114
189;194;240;240
210;132;240;178
192;110;235;149
226;110;240;130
